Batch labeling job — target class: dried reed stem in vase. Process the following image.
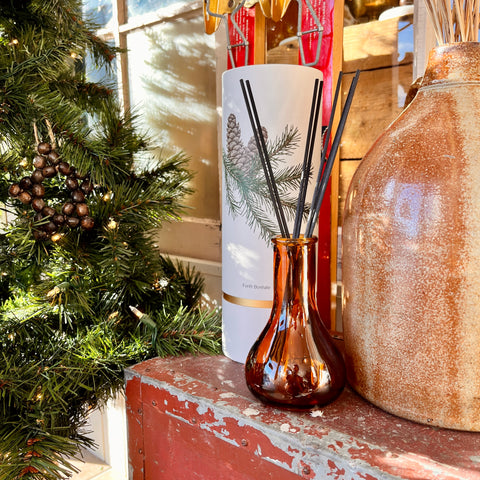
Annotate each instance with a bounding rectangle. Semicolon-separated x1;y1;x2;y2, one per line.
424;0;480;43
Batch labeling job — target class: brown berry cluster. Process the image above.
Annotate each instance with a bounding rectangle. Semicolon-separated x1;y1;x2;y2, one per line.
8;141;95;240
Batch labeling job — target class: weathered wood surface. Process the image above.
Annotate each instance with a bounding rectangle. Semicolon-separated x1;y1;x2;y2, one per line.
125;354;480;480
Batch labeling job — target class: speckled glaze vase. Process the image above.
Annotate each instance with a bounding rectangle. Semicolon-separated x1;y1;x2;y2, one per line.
342;42;480;431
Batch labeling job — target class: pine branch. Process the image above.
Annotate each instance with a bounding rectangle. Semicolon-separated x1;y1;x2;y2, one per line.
0;422;84;480
139;305;222;357
155;255;205;309
1;41;72;85
0;2;222;478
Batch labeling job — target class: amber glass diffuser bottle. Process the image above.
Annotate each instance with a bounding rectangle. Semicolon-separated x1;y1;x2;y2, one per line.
245;236;345;408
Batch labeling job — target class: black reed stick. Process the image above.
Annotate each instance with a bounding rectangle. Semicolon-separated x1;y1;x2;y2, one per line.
240;79;290;238
305;70;360;238
319;71;343;176
304;71;343;235
292;78;323;239
244;80;290;238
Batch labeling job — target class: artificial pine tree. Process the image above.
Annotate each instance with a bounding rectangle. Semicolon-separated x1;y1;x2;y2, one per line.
0;1;221;478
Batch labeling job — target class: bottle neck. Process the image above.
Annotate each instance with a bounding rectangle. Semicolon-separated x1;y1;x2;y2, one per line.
421;42;480;88
272;237;317;305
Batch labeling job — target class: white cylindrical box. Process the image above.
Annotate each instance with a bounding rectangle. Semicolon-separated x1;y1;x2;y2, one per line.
222;64;323;363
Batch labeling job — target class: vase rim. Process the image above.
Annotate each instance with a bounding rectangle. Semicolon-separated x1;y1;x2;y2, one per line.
432;41;480;50
421;42;480;87
272;235;318;246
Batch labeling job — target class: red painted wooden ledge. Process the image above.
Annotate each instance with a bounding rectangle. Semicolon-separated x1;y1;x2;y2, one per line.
125;354;480;480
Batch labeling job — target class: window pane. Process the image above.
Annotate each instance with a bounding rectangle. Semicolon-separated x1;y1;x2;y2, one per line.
83;0;113;28
85;43;118;88
337;5;414;329
128;0;181;18
127;12;219;219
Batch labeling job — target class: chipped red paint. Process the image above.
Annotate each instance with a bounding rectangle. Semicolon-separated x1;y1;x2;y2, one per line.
358;473;380;480
125;355;480;479
326;459;346;479
125;371;145;480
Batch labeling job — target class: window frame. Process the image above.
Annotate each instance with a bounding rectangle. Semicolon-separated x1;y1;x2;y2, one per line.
85;0;223;312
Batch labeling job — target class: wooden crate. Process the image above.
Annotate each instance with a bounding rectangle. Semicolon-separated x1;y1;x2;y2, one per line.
125;354;480;480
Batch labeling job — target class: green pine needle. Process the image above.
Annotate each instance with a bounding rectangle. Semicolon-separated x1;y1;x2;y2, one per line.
0;1;222;478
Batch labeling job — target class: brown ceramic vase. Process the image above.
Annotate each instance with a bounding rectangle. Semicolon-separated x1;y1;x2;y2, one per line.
342;42;480;431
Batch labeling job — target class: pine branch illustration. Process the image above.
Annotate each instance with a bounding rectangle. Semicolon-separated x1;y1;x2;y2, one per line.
223;151;246;217
223;120;302;241
243;189;282;241
274;163;305;193
266;125;299;165
223;153;278;240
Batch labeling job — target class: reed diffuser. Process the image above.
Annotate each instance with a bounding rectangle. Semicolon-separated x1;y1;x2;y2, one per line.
241;71;358;408
342;2;480;430
240;71;359;240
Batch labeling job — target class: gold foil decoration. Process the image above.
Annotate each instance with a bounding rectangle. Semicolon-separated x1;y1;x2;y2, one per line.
204;0;243;34
258;0;293;22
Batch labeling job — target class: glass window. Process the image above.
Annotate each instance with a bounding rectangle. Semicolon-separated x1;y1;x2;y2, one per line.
85;45;118;89
127;0;181;18
83;0;113;28
127;13;219;218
